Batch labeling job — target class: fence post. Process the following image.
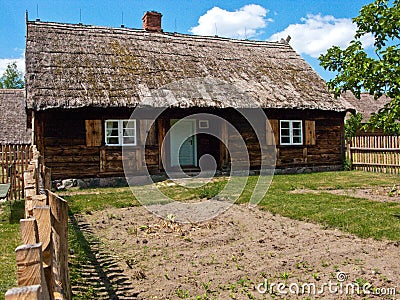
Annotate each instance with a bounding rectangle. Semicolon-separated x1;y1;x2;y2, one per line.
33;206;54;299
48;191;71;300
5;285;43;300
15;243;50;300
20;219;39;245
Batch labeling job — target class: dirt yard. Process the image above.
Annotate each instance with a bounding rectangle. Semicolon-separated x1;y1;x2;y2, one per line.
76;198;400;299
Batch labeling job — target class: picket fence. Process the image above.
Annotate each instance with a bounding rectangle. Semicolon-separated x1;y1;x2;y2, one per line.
349;135;400;174
0;144;33;200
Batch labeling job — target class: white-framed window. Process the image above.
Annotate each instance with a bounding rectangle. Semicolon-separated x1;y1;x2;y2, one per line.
105;119;136;146
280;120;303;145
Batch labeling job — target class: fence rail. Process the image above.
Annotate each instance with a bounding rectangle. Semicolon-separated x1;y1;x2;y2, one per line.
349;135;400;174
5;146;71;300
0;144;33;200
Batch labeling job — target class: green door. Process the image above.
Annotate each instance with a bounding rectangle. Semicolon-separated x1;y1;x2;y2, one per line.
170;119;197;167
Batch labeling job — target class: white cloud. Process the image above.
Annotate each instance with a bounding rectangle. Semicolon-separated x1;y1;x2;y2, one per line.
269;14;374;58
0;56;25;76
190;4;272;39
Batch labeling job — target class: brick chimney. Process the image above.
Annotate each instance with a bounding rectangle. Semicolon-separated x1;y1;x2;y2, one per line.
142;11;162;32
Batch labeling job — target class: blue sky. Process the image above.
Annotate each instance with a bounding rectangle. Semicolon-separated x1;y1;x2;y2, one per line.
0;0;373;80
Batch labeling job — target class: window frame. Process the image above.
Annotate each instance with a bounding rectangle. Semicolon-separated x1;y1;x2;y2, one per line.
105;119;137;146
280;120;303;145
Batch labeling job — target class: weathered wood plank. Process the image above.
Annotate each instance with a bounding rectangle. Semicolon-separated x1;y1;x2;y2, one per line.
20;219;39;245
15;243;50;300
305;120;316;145
48;191;71;300
5;285;43;300
32;207;51;266
85;120;102;147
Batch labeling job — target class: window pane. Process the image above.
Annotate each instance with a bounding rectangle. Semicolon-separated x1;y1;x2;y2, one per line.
107;121;118;130
293;129;302;136
292;122;302;129
123;120;135;129
281;136;290;144
281;121;290;128
123;136;136;144
107;128;119;136
281;129;290;136
293;136;302;144
123;128;135;137
107;137;119;145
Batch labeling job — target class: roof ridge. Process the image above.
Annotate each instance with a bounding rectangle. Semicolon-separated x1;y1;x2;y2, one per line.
27;20;287;47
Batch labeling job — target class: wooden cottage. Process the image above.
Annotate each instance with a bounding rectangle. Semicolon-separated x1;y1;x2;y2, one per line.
0;89;31;145
25;12;348;180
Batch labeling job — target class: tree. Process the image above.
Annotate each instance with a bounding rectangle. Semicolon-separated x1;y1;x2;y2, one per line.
319;0;400;134
0;62;24;89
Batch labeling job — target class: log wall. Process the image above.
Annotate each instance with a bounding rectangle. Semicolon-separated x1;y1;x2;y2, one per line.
34;108;345;179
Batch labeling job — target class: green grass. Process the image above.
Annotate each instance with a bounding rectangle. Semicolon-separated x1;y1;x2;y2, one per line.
63;171;400;241
62;188;140;214
0;200;25;300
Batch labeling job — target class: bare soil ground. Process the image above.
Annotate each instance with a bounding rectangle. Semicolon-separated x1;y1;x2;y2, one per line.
79;200;400;299
290;185;400;203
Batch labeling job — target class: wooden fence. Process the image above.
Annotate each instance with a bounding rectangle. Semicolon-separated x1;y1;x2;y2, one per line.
348;135;400;174
0;144;33;200
5;146;71;300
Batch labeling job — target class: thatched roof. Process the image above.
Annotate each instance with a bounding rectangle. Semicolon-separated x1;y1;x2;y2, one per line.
26;21;347;112
340;91;392;121
0;89;31;144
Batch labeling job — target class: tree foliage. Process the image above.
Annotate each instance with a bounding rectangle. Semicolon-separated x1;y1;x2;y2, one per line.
319;0;400;134
344;112;363;141
0;62;24;89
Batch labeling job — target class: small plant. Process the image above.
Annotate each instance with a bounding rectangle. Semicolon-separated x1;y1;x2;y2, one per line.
280;271;291;280
388;185;398;197
321;260;329;267
176;288;190;298
355;277;369;286
202;280;212;293
166;213;176;222
312;273;320;281
246;291;255;299
333;265;340;272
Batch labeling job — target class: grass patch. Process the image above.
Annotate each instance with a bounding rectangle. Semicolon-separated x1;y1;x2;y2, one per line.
249;171;400;240
63;188;140;214
0;200;25;300
63;171;400;241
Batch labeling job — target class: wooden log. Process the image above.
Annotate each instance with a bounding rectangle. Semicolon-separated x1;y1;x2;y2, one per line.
15;243;50;300
20;219;39;245
5;285;43;300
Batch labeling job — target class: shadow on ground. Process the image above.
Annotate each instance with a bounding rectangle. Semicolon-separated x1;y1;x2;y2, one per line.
68;212;139;299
